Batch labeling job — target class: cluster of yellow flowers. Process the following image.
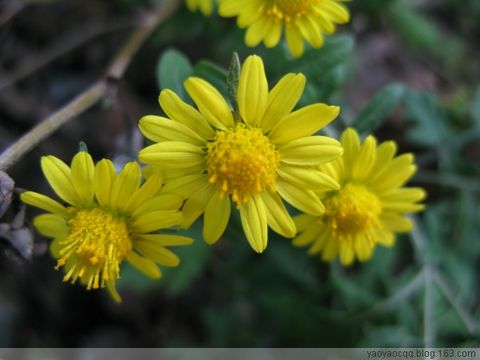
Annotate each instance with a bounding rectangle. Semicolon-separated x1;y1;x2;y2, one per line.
21;54;425;302
187;0;350;57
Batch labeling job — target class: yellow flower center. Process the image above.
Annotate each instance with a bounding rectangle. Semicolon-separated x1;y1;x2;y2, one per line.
57;208;133;290
206;124;280;207
264;0;319;23
323;183;382;238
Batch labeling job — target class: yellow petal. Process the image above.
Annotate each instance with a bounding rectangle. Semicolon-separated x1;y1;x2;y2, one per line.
126;252;161;279
292;224;320;247
369;140;397;179
106;280;122;303
285;24;304;58
262;73;306;131
341;128;361;178
293;213;318;231
264;21;282;48
277;165;339;191
379;187;426;203
260;191;296;238
307;231;329;255
136;234;194;247
298;14;324;48
139;141;205;168
33;214;68;238
94;159;115;208
280;136;343;165
110;161;141;211
181;184;216;228
134;241;180;267
245;18;272;47
321;0;350;23
238;55;268;127
381;213;414;232
203;190;231;244
20;191;69;217
132;210;183;233
184;77;233;130
131;194;184;218
239;195;268;253
277;179;325;215
41;155;81;206
339;241;355;266
161;174;209;198
139;115;206;146
269;104;340;144
124;174;163;213
70;152;95;205
159;89;215;140
354;234;374;262
351;135;377;181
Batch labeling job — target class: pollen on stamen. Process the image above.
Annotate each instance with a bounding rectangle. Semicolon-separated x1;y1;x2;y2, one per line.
323;183;382;239
206;124;281;207
57;208;132;290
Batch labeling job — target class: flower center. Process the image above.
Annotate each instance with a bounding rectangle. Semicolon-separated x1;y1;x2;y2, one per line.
323;183;382;238
264;0;319;22
57;208;133;290
206;124;280;207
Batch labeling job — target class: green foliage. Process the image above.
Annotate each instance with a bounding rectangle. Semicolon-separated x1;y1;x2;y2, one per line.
352;83;405;133
156;48;193;100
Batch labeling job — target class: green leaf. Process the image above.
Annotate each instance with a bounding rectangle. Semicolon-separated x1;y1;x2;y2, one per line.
471;85;480;126
193;60;228;98
352;83;405;133
404;90;448;147
156;48;193;100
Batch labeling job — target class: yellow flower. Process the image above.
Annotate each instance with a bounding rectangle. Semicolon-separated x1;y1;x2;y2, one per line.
186;0;215;15
219;0;350;57
293;128;426;266
21;152;192;302
138;55;343;253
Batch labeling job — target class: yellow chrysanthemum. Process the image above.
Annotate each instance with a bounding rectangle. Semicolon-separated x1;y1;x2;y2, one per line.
186;0;215;15
138;55;343;253
21;152;192;302
219;0;350;57
293;128;426;265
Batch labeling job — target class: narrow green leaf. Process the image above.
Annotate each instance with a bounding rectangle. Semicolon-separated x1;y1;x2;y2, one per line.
352;83;405;133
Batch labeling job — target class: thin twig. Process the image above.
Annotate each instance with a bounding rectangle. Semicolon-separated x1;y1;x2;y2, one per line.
0;0;180;171
0;18;136;90
382;269;425;311
0;0;26;27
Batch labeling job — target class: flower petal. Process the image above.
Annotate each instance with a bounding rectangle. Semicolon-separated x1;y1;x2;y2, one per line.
269;103;340;144
184;77;234;130
240;195;268;253
203;189;231;244
124;174;163;213
20;191;69;217
351;135;376;181
136;234;194;247
260;191;296;238
70;152;95;206
139;115;206;146
261;73;306;131
41;155;81;206
126;252;161;279
94;159;115;208
181;184;216;228
33;214;68;238
280;136;343;165
110;161;141;211
285;24;304;58
277;165;339;191
131;194;184;218
159;89;215;140
132;210;183;233
276;179;325;215
134;241;180;267
139;141;205;169
238;55;268;127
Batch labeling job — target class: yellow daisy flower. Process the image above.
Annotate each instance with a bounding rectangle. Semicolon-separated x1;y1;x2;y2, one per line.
21;152;192;302
138;55;343;253
186;0;215;15
219;0;350;57
293;128;426;266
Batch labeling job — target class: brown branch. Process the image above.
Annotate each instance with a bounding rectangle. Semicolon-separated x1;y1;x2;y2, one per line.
0;0;181;172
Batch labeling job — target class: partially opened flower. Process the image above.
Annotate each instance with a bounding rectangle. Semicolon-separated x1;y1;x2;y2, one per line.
293;128;426;265
186;0;215;15
138;54;343;253
219;0;350;57
21;152;192;302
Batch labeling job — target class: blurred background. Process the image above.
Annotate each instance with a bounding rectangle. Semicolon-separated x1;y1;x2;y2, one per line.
0;0;479;347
